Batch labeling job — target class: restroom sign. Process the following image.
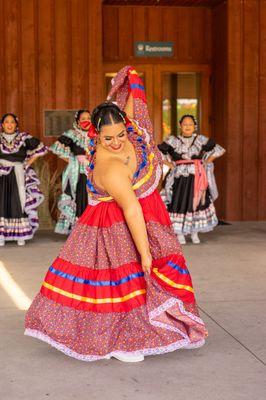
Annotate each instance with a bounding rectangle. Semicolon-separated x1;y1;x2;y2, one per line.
135;42;173;57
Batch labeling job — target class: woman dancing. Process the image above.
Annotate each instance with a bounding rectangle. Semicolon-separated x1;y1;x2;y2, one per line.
0;113;48;246
159;115;225;244
25;67;207;362
50;110;91;234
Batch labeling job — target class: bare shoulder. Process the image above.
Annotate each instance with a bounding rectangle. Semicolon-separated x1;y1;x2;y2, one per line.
99;158;130;186
99;158;135;205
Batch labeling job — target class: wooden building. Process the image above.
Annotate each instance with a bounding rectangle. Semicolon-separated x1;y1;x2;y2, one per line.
0;0;265;221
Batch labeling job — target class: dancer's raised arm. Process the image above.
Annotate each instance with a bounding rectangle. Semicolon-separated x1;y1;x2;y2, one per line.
124;93;134;120
107;66;154;143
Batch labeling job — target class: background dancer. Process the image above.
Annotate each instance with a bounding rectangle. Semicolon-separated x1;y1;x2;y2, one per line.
0;113;48;246
25;67;207;363
158;115;225;244
50;110;91;234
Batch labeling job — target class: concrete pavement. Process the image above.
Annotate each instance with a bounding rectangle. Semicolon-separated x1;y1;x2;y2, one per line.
0;223;265;400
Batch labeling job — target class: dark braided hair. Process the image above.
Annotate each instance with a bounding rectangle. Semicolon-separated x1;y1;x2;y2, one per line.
75;109;90;123
179;114;197;126
91;102;126;132
1;113;19;127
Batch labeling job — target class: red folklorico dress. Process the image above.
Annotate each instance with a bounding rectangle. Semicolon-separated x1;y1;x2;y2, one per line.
25;67;208;361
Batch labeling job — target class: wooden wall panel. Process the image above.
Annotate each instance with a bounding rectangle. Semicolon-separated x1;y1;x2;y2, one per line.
104;0;224;5
0;1;5;114
0;0;103;144
226;0;243;220
203;7;212;62
258;1;266;220
188;7;208;63
212;2;227;220
222;0;264;221
242;1;259;220
54;0;70;108
37;0;54;142
103;5;212;64
133;7;147;42
88;0;103;108
118;7;134;60
71;0;87;108
147;8;163;41
132;7;147;42
162;8;179;48
103;6;119;60
20;0;37;134
176;8;191;61
4;1;20;114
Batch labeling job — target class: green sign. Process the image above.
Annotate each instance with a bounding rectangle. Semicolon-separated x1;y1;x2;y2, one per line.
135;42;174;57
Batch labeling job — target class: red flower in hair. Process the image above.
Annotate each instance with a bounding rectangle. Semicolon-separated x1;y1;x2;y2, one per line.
87;122;98;139
125;116;132;128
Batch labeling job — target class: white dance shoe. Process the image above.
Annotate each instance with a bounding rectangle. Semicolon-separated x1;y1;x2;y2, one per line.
0;239;5;246
17;239;25;246
177;234;186;245
110;352;144;363
191;232;200;244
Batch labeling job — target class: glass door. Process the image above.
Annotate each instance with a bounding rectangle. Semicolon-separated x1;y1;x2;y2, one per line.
103;63;211;143
154;65;211;142
162;72;200;138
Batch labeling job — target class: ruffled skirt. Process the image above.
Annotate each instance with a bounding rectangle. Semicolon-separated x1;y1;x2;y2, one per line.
55;172;88;235
165;174;218;234
0;167;44;241
25;190;208;361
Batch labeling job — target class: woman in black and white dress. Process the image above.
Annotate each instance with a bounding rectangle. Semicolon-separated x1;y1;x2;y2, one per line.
50;110;91;234
158;115;225;244
0;113;48;246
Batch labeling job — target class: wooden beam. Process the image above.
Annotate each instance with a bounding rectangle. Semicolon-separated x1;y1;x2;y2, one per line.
226;0;243;220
